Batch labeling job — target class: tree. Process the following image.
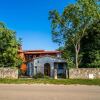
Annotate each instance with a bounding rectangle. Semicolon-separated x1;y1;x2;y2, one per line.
80;21;100;67
0;22;22;67
49;0;100;68
57;46;75;68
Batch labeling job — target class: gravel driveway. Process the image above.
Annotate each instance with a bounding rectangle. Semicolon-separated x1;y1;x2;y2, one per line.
0;84;100;100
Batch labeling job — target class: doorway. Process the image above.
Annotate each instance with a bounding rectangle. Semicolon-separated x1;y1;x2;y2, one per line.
44;63;50;76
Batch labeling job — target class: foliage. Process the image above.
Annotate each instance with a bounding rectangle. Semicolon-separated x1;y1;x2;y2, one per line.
49;0;100;68
80;21;100;67
20;63;27;75
0;22;22;67
33;72;44;79
44;75;50;79
33;73;51;79
57;47;75;68
57;73;66;78
87;50;100;67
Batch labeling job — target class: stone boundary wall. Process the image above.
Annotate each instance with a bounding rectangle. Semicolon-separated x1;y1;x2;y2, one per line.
69;68;100;79
0;68;18;79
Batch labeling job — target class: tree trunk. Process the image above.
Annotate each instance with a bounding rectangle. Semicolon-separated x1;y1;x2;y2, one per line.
75;43;80;68
75;49;78;68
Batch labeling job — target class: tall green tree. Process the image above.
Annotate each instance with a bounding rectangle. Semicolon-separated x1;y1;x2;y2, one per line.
80;21;100;67
49;0;100;68
57;46;75;68
0;22;22;67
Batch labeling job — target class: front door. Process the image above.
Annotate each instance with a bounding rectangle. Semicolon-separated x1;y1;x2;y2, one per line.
44;63;50;76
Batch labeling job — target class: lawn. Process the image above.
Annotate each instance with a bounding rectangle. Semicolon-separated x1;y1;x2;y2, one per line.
0;78;100;85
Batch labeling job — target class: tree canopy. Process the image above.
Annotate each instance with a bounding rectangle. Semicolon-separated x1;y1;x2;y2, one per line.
80;21;100;67
49;0;100;68
0;22;22;67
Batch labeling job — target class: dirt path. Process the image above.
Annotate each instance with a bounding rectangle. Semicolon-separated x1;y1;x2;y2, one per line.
0;84;100;100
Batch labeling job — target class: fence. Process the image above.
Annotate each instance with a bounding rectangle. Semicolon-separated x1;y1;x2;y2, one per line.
68;68;100;79
0;68;18;79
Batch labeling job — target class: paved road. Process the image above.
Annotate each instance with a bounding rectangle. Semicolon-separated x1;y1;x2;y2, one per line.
0;84;100;100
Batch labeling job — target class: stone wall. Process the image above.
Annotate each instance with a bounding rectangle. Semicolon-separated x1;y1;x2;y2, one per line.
69;68;100;79
0;68;18;79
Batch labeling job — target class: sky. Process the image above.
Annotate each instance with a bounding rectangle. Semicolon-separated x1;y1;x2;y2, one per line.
0;0;75;50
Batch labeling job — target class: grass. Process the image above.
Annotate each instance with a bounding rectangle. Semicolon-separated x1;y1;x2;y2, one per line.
0;78;100;85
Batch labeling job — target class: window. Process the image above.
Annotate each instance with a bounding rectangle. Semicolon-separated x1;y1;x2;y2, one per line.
57;54;61;58
25;55;29;60
29;55;33;59
35;66;37;74
58;63;64;69
37;60;39;63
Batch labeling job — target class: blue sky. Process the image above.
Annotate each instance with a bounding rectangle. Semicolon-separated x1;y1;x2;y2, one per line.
0;0;75;50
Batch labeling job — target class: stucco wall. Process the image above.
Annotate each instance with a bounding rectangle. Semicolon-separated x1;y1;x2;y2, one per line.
28;56;66;77
0;68;18;79
69;68;100;79
33;57;54;77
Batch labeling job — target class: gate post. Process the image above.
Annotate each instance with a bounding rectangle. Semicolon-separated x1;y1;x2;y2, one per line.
54;63;58;79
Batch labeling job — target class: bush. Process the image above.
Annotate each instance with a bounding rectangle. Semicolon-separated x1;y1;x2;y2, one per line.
57;73;66;78
33;72;44;79
44;75;50;79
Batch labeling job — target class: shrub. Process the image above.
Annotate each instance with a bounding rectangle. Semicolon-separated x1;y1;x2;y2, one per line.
20;63;27;75
33;72;44;79
44;75;50;79
58;73;66;78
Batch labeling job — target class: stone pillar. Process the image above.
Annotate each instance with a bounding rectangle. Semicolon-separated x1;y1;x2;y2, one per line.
54;63;58;79
51;63;54;78
66;69;68;79
64;63;68;79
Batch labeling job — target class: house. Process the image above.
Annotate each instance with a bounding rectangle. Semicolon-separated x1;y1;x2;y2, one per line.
18;46;61;62
27;55;67;78
18;46;67;79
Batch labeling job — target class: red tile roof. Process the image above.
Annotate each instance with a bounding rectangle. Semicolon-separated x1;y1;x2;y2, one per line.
24;50;45;52
24;50;61;54
18;49;61;54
